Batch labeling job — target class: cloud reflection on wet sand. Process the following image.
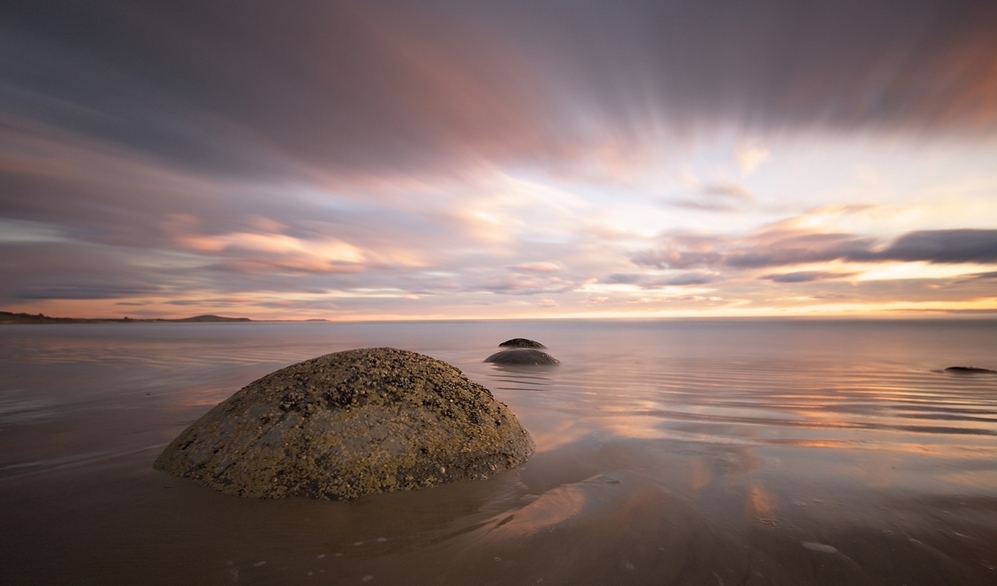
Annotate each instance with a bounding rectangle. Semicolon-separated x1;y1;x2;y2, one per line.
1;320;996;584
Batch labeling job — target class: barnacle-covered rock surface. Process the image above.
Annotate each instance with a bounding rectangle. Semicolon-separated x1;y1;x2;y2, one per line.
155;348;534;499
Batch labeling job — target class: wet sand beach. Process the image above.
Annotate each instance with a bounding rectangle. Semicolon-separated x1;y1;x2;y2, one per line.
2;319;996;585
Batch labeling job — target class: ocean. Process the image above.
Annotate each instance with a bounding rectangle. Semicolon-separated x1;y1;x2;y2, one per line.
1;319;996;585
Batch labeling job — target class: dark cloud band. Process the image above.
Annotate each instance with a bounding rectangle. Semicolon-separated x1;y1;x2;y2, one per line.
636;230;997;270
4;0;996;180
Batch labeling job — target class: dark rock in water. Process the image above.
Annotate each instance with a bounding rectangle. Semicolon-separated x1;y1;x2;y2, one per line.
944;366;997;374
154;348;534;500
485;348;560;365
499;338;547;349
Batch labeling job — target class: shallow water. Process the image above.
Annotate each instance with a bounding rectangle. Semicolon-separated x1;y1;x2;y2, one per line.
1;319;996;585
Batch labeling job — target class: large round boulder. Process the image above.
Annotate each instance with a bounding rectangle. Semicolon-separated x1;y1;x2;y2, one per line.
154;348;534;500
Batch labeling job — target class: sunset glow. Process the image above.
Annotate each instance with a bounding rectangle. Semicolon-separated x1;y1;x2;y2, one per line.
2;1;996;320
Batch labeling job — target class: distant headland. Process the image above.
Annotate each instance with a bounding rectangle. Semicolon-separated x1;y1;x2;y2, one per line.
0;311;253;324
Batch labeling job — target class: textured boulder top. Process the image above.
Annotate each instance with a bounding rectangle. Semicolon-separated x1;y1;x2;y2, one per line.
499;338;547;349
154;347;534;500
485;340;559;366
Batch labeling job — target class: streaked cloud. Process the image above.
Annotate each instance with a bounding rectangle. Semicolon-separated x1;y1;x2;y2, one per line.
1;1;995;319
761;271;858;284
884;230;997;264
606;272;719;288
635;229;997;270
512;262;562;274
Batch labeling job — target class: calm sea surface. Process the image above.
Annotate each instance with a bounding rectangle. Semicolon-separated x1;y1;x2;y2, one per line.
1;319;996;585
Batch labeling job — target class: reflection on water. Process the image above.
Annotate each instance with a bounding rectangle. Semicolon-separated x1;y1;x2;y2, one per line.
1;319;996;585
486;364;558;392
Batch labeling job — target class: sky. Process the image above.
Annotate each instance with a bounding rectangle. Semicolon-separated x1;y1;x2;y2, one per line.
2;0;997;320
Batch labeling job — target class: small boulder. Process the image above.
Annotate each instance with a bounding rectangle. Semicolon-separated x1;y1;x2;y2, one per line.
485;348;560;365
944;366;997;374
154;348;534;500
499;338;547;349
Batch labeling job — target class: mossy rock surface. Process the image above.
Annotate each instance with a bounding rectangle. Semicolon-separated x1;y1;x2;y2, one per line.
154;348;534;500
